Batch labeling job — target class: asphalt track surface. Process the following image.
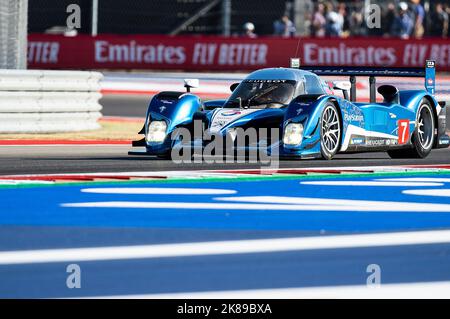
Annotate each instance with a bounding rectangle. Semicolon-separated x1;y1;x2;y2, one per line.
1;81;450;298
100;95;149;118
2;169;450;298
1;143;450;299
0;145;449;175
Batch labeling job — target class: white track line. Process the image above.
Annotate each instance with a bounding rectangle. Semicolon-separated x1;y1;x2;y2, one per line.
214;195;450;212
81;188;237;195
62;198;450;212
2;230;450;265
93;281;450;299
300;181;443;187
380;178;450;183
403;189;450;197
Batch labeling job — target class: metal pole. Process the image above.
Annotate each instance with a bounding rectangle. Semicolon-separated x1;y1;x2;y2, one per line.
369;76;376;103
0;0;28;69
92;0;98;36
222;0;231;36
364;0;371;24
16;0;28;69
170;0;221;36
350;76;357;102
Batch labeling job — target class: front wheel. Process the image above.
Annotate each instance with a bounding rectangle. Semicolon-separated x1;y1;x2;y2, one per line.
320;103;341;160
388;100;435;159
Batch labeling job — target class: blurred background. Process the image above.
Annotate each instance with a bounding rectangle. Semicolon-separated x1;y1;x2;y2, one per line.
21;0;450;72
0;0;440;71
2;0;450;117
28;0;450;39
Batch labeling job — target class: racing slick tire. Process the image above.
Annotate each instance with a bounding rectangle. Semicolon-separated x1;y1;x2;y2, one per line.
320;102;342;160
156;152;172;160
387;100;435;159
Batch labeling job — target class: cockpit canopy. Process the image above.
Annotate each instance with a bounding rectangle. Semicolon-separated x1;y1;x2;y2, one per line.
225;69;328;109
225;79;296;109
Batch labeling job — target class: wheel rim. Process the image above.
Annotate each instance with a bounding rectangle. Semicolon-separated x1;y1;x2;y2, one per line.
321;105;340;153
417;104;433;150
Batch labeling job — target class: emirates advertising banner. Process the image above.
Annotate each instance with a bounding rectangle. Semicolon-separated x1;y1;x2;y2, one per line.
28;34;450;71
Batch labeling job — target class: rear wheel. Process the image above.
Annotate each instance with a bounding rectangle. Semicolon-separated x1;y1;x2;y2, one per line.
320;103;341;160
387;100;435;159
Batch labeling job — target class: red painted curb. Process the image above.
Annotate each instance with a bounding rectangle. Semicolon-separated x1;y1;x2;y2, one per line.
0;140;131;145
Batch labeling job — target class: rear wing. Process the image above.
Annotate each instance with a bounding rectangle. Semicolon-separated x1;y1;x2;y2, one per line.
295;61;436;103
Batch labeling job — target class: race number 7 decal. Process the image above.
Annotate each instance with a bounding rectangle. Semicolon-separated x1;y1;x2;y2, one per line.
398;120;410;145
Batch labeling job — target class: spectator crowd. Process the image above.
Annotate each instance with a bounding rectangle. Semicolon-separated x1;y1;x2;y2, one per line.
240;0;448;39
307;0;449;39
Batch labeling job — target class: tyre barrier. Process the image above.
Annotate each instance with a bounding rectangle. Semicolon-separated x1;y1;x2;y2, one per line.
0;70;103;133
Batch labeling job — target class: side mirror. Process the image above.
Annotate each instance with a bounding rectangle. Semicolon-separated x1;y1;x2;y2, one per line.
332;81;351;91
184;79;199;92
230;82;240;92
332;81;351;100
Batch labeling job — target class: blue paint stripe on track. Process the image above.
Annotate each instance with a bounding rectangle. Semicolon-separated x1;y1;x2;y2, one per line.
0;226;322;251
2;173;450;297
1;243;450;298
0;174;450;232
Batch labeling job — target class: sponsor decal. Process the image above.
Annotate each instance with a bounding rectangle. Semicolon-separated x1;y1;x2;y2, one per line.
366;139;386;147
28;41;60;64
95;40;186;64
209;109;259;133
221;110;242;116
303;42;396;66
398;119;410;145
365;138;398;147
159;106;166;113
28;35;450;71
427;60;436;68
344;113;364;122
244;79;287;83
351;137;365;145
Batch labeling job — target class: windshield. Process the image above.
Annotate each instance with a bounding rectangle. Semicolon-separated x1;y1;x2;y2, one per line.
225;80;296;109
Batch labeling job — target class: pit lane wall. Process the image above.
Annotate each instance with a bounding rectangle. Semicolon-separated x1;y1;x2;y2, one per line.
28;34;450;72
0;70;102;133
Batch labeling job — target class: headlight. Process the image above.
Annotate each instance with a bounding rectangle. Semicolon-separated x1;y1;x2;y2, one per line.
283;123;303;146
147;121;167;143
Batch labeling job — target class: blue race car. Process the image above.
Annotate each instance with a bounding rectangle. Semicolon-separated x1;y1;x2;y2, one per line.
130;60;450;160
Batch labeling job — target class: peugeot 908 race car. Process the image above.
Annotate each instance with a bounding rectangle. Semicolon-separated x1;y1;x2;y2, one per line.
130;61;450;160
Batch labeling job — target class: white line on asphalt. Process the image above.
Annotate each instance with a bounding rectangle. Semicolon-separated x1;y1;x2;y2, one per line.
62;198;450;212
300;181;443;187
403;189;450;197
81;188;237;195
91;281;450;299
215;195;450;211
2;230;450;265
379;178;450;183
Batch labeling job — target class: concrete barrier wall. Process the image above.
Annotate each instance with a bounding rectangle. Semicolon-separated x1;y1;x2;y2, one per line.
0;70;103;133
